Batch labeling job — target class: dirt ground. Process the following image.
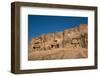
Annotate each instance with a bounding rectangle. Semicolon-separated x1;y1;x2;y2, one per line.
28;47;88;60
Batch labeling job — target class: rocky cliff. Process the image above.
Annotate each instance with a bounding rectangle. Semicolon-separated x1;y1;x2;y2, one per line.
29;24;88;51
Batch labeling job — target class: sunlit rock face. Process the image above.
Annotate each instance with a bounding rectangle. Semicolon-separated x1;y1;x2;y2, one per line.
29;24;88;51
28;24;88;60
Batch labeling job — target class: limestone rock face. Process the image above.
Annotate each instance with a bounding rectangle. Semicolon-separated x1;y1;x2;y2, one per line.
79;24;88;33
29;24;88;51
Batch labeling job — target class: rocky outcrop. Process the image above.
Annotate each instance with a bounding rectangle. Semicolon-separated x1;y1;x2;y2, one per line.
29;24;88;51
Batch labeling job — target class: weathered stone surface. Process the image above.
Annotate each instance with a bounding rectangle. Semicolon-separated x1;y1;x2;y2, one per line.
29;24;88;51
28;24;88;60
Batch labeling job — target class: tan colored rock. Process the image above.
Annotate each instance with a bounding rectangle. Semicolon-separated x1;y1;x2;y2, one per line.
29;24;88;51
79;24;88;33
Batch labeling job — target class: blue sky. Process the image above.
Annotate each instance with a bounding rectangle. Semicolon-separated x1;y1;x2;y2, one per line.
28;15;88;41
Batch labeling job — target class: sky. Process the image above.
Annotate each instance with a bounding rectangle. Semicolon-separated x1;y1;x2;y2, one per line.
28;15;88;41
